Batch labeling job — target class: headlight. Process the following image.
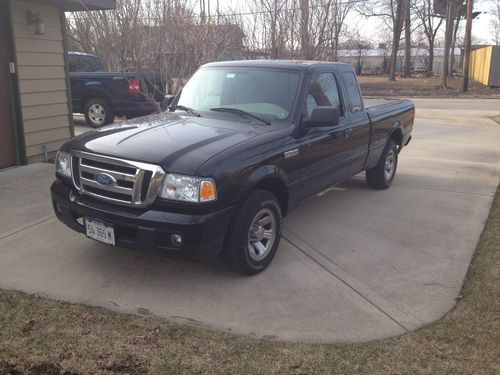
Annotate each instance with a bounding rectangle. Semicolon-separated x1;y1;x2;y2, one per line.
159;173;217;203
55;151;72;178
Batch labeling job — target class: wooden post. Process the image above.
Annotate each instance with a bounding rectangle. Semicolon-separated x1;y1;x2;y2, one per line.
462;0;473;92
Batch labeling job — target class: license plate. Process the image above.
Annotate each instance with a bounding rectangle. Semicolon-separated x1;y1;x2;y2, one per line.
85;219;115;246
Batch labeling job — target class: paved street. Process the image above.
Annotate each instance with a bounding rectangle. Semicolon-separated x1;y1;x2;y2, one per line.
1;99;499;342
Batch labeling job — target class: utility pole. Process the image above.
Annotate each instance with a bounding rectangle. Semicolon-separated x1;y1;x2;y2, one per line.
462;0;473;92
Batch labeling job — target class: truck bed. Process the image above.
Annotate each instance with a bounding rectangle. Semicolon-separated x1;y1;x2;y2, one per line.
365;98;413;122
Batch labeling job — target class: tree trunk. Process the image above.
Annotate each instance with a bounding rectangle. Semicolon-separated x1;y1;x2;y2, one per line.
440;0;455;88
333;32;339;61
403;0;412;77
462;0;473;91
300;0;310;59
389;0;405;81
428;37;434;75
450;12;460;76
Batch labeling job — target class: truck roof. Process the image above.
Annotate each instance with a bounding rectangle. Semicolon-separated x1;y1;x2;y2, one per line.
69;51;99;58
202;59;353;71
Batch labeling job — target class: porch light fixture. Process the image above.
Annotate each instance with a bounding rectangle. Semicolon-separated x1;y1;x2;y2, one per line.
25;9;45;35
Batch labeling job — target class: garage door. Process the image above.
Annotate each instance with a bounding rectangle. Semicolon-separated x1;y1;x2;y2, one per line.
0;3;17;168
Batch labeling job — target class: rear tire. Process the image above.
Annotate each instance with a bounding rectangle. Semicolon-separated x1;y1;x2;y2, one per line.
84;98;114;127
366;139;398;190
222;190;283;275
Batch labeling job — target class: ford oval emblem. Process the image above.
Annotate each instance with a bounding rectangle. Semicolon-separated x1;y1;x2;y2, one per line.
94;173;116;187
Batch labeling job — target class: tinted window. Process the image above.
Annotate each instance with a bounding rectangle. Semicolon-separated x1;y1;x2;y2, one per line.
305;73;341;117
342;72;363;112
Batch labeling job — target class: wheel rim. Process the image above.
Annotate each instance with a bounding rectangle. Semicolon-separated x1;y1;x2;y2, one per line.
88;104;106;126
384;150;396;181
248;208;276;261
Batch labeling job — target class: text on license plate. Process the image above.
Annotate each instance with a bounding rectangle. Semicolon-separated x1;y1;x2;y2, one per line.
85;219;115;246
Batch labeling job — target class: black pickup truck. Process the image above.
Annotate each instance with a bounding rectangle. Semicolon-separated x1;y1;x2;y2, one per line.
52;60;414;275
68;52;164;127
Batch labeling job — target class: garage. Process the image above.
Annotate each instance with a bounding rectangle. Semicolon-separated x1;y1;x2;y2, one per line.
0;0;115;169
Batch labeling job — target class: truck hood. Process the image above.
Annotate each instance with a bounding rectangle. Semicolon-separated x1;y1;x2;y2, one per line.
73;112;266;175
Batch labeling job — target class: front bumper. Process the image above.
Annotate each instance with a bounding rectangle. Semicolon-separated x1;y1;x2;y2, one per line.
51;180;234;260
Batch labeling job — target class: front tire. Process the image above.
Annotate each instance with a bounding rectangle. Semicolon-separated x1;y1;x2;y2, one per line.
366;139;398;190
84;98;114;127
222;190;283;275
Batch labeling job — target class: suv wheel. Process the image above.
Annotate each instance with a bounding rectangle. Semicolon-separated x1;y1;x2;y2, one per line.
84;98;114;127
222;190;282;275
366;139;398;189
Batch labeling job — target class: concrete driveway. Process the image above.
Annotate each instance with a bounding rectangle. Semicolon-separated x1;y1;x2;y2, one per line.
1;99;499;343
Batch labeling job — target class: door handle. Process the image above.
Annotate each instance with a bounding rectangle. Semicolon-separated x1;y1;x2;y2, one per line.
344;128;352;138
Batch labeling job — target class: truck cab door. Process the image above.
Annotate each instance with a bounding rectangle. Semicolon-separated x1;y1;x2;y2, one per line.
297;72;352;199
340;71;371;176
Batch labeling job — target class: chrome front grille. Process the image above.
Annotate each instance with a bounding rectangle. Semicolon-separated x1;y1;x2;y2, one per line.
71;151;165;207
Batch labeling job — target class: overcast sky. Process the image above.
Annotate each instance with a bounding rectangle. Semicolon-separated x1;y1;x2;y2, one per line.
204;0;497;46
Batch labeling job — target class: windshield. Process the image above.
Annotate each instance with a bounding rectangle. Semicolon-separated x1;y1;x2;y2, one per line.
176;67;302;121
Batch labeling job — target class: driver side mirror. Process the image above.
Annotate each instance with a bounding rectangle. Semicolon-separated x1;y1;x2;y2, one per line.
303;106;340;128
161;94;175;111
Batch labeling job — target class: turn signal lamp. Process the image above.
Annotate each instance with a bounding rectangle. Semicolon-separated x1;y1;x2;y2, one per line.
200;180;217;202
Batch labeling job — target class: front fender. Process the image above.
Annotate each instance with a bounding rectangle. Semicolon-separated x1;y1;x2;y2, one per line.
243;164;289;192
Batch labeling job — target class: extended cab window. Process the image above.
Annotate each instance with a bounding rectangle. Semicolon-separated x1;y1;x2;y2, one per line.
342;72;363;112
306;73;342;117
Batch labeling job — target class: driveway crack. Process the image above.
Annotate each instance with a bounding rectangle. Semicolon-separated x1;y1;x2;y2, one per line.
0;215;55;240
282;235;410;332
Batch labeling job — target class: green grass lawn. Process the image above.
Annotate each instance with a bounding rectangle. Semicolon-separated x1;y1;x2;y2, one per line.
1;186;499;374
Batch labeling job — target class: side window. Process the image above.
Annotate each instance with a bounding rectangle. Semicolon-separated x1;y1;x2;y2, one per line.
68;55;80;72
305;73;342;117
342;72;363;112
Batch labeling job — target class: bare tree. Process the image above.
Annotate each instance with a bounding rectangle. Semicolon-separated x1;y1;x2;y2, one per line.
390;0;405;80
403;0;411;77
450;5;463;76
300;0;312;58
413;0;444;75
244;0;354;61
67;0;246;98
440;0;462;88
330;0;356;61
358;0;406;80
253;0;291;58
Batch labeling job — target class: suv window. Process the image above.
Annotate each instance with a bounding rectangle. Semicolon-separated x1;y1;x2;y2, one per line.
305;73;342;117
341;72;363;112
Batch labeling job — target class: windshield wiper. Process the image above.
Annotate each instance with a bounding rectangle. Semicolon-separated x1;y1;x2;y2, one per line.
210;107;271;125
170;105;201;117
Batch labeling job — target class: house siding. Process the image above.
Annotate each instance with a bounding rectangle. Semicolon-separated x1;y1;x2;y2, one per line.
11;0;71;159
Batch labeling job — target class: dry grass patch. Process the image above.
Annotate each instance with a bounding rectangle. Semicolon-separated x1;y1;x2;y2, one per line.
358;75;500;98
1;186;499;374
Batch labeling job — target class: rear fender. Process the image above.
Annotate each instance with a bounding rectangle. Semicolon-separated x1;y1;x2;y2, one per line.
80;84;112;111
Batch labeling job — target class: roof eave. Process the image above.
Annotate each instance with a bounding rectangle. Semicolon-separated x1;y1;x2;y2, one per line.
42;0;116;11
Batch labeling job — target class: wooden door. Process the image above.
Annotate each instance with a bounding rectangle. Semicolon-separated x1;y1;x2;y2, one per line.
0;3;17;168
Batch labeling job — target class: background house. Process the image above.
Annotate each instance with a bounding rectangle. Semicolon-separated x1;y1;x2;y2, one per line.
0;0;116;169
